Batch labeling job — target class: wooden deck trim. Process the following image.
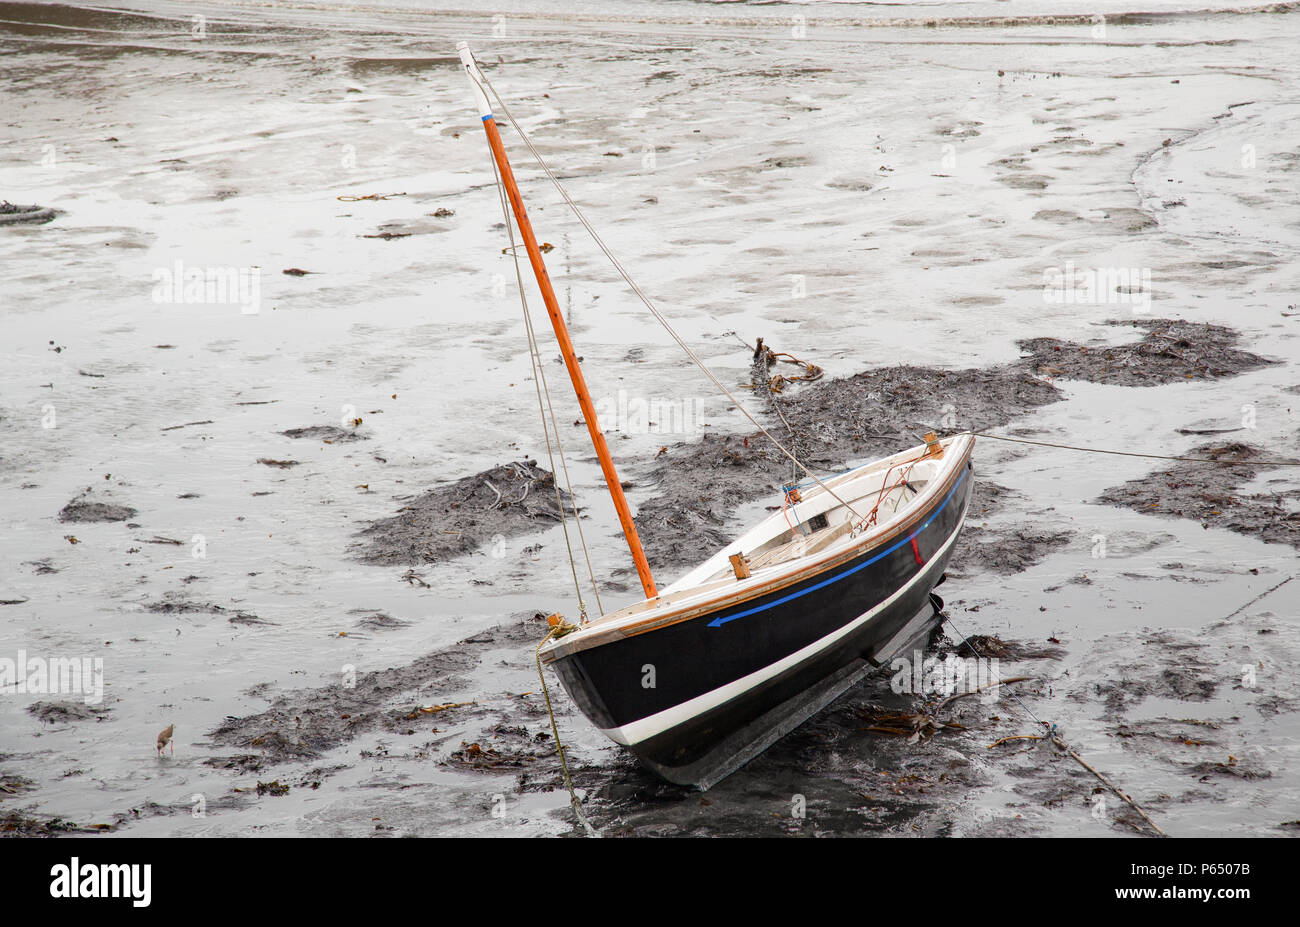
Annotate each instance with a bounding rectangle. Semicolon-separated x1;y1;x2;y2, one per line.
541;439;973;662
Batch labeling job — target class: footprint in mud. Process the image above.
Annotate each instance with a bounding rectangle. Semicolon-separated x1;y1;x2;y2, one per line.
936;121;982;139
1098;206;1156;232
1032;208;1083;224
997;173;1050;190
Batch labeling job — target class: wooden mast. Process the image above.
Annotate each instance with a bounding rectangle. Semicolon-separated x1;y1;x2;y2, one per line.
459;43;658;600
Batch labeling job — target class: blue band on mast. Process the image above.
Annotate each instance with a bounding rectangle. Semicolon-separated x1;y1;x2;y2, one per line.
482;114;493;122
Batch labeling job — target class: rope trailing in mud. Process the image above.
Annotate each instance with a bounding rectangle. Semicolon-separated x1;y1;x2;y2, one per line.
335;192;406;201
535;619;599;837
944;613;1169;838
1050;735;1169;838
1222;575;1293;621
969;431;1300;467
471;66;870;525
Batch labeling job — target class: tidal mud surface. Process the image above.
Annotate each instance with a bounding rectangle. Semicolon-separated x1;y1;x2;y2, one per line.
206;614;558;766
5;0;1299;839
1050;614;1300;835
57;492;136;523
632;361;1062;570
280;425;367;444
569;630;1073;837
0;201;54;225
354;460;572;566
949;525;1074;577
1018;318;1276;386
198;620;1091;836
26;701;111;725
144;594;269;626
1097;442;1300;548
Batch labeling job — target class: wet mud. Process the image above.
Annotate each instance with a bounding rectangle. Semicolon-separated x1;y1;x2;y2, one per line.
632;360;1062;570
354;460;572;566
193;617;1130;838
6;0;1299;839
280;425;367;444
1097;442;1300;548
205;613;555;766
1048;614;1300;835
949;526;1074;577
145;593;268;626
1018;318;1276;386
0;765;112;835
567;631;1067;836
349;319;1275;579
20;323;1288;836
943;479;1075;577
0;811;105;836
26;701;111;725
0;201;54;225
57;492;136;523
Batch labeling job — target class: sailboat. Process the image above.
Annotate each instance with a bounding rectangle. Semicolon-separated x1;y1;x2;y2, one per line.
458;44;975;789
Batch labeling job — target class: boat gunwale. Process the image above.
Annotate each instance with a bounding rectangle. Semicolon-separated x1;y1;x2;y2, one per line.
541;434;974;663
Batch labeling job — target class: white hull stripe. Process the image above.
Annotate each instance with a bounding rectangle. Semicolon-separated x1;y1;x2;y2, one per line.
599;507;966;747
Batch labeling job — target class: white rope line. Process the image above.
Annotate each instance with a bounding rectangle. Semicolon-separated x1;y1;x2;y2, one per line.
486;139;605;618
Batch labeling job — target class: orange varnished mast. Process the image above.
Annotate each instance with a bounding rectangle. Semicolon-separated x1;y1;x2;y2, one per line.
459;43;658;601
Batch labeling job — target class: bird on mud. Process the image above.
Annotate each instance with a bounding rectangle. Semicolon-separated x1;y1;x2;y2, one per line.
156;723;174;756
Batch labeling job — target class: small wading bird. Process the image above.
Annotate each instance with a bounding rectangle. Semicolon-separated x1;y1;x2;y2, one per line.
157;723;174;756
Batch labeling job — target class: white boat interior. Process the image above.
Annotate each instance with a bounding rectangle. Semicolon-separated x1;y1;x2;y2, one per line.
566;433;973;637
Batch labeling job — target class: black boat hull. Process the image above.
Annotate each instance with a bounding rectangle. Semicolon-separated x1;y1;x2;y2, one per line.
549;458;974;787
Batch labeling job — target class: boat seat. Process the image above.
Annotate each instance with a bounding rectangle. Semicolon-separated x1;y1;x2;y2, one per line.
746;517;854;573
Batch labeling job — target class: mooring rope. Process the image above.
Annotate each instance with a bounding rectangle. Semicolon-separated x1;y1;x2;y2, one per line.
969;430;1300;467
463;59;1277;840
942;611;1168;837
535;619;599;837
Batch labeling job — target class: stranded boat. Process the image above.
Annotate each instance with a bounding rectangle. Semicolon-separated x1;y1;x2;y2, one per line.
458;43;975;788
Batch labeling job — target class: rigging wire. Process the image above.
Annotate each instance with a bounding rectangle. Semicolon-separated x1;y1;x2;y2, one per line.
486;139;605;618
470;65;871;525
